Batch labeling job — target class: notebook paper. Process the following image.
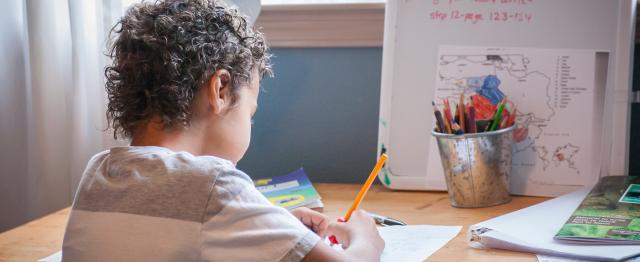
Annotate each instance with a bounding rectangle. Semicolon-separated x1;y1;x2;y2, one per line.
379;225;461;262
330;225;462;262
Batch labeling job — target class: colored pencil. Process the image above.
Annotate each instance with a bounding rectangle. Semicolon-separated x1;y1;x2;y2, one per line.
489;97;507;131
443;113;452;133
507;105;517;127
458;94;466;133
499;115;509;129
442;99;453;133
433;101;447;134
468;99;477;133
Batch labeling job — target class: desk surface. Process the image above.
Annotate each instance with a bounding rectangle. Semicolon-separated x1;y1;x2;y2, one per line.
0;183;549;261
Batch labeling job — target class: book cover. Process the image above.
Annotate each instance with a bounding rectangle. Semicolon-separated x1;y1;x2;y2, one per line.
254;168;322;210
554;176;640;244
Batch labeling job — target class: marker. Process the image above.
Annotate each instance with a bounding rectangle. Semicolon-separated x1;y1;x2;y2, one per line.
432;101;447;134
329;154;389;244
368;212;407;226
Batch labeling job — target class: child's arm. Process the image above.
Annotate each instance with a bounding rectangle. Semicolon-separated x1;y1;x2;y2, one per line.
201;171;382;261
303;210;385;262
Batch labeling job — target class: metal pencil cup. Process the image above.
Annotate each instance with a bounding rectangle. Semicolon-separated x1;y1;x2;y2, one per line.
432;126;514;208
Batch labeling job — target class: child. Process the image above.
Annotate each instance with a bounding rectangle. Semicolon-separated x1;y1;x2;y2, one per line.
61;0;384;261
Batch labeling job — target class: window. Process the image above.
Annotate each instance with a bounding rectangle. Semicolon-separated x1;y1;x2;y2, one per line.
120;0;386;47
258;0;385;47
262;0;384;5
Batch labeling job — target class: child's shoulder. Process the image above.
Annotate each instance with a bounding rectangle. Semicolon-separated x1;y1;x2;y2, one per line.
104;145;256;195
103;146;241;178
73;146;254;221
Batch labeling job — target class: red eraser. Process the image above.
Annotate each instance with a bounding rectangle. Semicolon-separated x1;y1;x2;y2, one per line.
328;217;346;245
329;235;338;245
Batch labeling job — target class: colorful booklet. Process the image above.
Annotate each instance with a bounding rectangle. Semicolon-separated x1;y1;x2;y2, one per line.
555;176;640;244
254;168;324;211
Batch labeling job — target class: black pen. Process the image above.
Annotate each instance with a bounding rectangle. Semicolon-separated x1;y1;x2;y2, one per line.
368;212;407;226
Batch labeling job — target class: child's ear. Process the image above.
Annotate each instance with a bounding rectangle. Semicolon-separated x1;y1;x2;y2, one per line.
207;69;233;114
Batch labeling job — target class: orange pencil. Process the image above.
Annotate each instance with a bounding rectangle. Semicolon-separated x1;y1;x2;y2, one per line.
443;98;454;133
507;105;518;127
329;154;389;244
344;154;388;221
499;115;509;129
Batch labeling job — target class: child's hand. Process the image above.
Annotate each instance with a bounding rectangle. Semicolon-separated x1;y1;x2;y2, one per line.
290;207;330;237
326;210;384;251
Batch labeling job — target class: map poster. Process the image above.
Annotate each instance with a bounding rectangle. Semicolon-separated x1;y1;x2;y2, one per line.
428;46;603;196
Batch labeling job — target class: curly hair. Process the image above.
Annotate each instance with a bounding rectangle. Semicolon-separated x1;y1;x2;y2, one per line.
105;0;272;139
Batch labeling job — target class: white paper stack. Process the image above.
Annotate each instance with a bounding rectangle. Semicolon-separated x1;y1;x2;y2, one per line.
468;189;640;261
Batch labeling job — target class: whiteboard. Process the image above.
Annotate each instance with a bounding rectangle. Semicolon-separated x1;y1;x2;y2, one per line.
377;0;636;196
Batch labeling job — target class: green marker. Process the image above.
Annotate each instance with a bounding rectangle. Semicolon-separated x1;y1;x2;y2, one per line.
489;99;506;131
383;168;391;186
380;144;390;186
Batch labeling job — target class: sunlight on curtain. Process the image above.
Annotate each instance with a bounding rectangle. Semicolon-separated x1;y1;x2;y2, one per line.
0;0;122;232
24;0;74;223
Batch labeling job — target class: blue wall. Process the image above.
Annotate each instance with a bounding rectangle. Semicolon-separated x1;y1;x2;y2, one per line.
237;48;383;183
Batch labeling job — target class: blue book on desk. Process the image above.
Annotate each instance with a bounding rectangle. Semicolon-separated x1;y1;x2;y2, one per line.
254;168;324;211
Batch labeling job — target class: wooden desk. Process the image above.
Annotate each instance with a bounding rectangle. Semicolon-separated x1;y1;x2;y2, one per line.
0;183;549;261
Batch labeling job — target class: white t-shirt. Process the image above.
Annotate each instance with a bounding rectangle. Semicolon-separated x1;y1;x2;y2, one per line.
62;146;320;261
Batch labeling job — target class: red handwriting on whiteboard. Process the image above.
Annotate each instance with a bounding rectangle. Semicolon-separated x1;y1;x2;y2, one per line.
489;11;532;22
432;0;464;5
430;10;484;24
474;0;533;4
450;10;484;24
429;10;532;23
432;0;533;5
431;10;448;20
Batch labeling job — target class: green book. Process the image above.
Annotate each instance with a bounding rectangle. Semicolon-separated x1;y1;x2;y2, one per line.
555;176;640;244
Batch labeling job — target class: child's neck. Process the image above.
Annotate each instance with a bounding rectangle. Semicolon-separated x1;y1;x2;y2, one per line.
130;116;206;155
129;115;239;164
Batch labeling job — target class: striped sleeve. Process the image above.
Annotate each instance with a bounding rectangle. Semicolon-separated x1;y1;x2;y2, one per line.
200;169;321;262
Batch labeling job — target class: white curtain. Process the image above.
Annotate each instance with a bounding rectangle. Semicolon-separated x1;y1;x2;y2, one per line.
0;0;122;232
